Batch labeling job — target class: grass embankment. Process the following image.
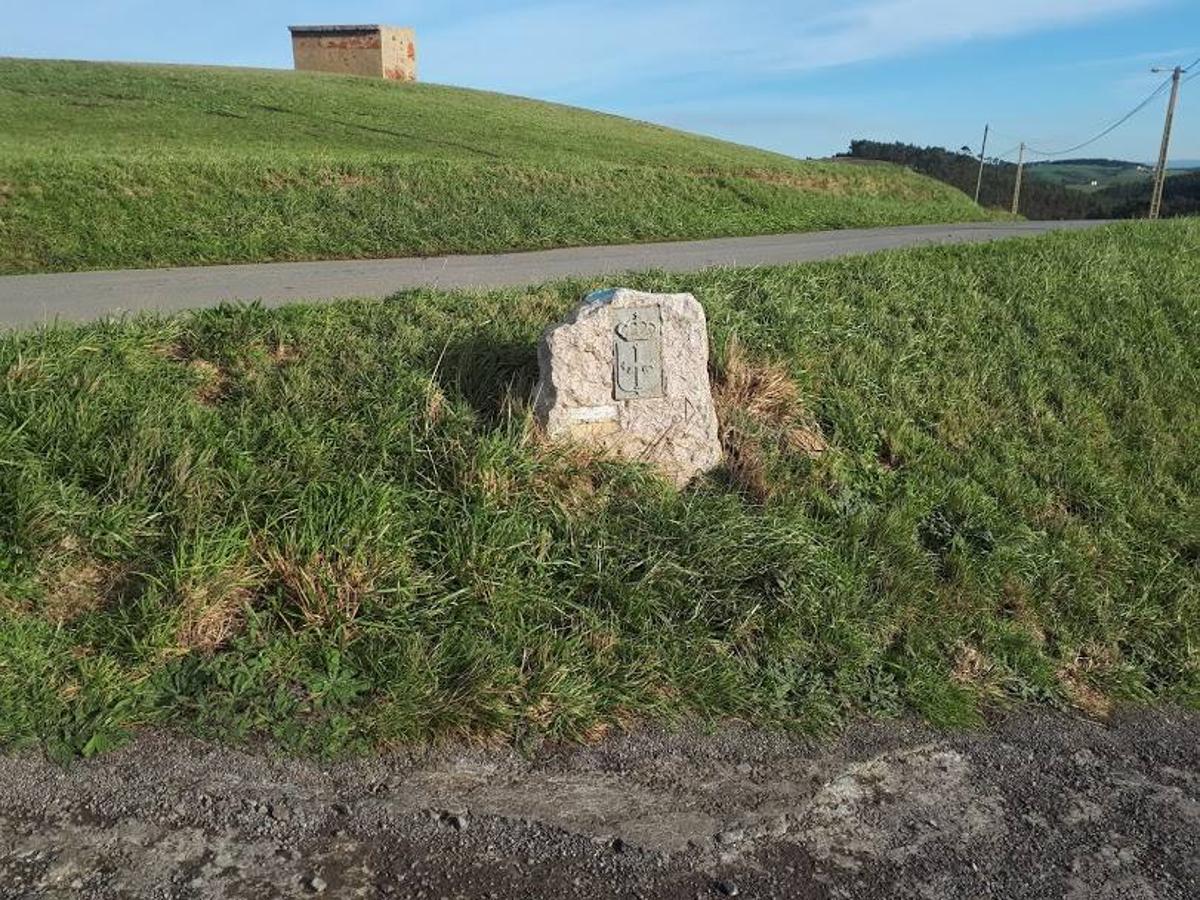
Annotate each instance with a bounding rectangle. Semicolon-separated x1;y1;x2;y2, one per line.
2;221;1198;756
0;59;989;275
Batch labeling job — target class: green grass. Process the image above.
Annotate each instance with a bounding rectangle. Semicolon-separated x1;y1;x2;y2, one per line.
0;59;990;275
2;221;1198;757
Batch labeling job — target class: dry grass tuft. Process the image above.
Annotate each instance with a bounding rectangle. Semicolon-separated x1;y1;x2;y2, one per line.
1058;644;1117;718
268;342;300;366
38;556;119;624
529;443;610;514
741;167;937;202
3;354;41;384
261;171;300;192
1059;671;1113;719
580;721;611;743
1033;498;1072;530
175;571;258;654
188;359;229;405
742;169;856;196
119;184;154;200
521;420;612;512
951;643;992;686
787;425;829;459
325;172;378;190
261;548;379;629
712;336;801;428
525;696;558;728
0;590;25;618
950;642;1015;707
586;628;619;655
711;337;828;500
477;466;516;503
161;343;231;404
424;383;448;424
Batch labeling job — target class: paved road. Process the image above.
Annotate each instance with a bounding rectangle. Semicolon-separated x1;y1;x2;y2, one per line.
1;708;1196;899
0;221;1111;328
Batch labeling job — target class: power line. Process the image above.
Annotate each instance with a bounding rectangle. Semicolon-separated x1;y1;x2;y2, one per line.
983;127;1021;144
1024;73;1175;157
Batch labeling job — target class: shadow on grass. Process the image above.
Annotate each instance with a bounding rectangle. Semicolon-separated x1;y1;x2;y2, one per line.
437;337;540;425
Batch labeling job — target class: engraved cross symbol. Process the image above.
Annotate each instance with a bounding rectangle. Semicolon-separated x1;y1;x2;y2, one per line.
613;306;664;400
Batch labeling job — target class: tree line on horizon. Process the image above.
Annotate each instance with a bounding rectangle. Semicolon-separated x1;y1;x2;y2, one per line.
841;140;1200;220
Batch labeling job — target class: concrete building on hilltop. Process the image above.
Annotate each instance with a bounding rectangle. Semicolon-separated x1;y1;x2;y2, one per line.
288;25;416;81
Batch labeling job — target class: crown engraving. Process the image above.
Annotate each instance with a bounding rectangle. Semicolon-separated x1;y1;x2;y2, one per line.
615;314;657;343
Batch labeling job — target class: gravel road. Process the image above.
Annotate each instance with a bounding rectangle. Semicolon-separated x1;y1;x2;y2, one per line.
0;221;1112;328
1;707;1197;899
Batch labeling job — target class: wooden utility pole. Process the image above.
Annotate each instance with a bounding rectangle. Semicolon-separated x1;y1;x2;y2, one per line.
1011;142;1025;215
974;123;990;204
1149;66;1183;220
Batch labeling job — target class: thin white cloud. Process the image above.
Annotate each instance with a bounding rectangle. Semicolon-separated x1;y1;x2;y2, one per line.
1051;46;1200;71
420;0;1163;96
766;0;1164;71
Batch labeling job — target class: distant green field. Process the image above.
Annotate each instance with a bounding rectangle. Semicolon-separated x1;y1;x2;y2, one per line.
1027;162;1155;193
0;59;989;274
1;221;1197;756
1026;160;1200;194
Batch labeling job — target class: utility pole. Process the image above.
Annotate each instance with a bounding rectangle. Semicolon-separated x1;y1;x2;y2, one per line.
1011;142;1026;216
974;123;990;204
1149;66;1184;220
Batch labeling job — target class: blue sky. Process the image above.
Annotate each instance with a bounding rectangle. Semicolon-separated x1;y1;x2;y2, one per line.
5;1;1199;163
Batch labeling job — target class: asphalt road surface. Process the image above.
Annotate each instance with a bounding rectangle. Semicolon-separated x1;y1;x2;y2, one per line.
1;708;1196;899
0;221;1111;328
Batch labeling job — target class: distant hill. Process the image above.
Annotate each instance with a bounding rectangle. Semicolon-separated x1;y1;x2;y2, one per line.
843;140;1200;220
1099;170;1200;219
0;59;989;275
841;141;1094;219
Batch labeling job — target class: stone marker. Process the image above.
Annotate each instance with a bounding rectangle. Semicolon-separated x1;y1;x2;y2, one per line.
533;288;722;486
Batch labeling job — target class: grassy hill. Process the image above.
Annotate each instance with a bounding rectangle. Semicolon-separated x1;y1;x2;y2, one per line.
0;59;989;274
1099;170;1200;219
1;220;1197;756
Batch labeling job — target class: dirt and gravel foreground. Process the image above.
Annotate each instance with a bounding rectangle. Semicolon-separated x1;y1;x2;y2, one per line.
0;709;1197;899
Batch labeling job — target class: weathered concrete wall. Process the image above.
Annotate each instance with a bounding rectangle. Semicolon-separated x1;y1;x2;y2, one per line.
289;25;416;81
379;27;418;82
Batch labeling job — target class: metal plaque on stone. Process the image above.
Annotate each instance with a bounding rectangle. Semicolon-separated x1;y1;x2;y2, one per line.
612;307;665;400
